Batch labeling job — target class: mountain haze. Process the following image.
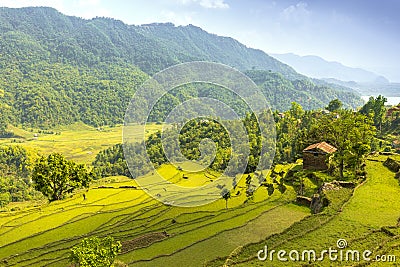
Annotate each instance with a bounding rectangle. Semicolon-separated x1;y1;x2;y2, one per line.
272;53;388;83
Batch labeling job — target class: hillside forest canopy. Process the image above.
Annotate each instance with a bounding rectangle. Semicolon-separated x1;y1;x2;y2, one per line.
0;7;364;132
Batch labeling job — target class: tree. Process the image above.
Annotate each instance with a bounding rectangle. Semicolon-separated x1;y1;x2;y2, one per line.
360;95;387;132
0;192;11;207
69;236;121;267
311;110;375;179
265;183;275;196
0;89;10;137
32;153;92;201
326;99;343;112
221;188;231;209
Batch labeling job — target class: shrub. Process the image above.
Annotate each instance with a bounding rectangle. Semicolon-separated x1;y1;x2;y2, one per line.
69;236;121;267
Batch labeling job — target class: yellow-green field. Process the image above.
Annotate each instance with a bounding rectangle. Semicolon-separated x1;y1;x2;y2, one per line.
0;122;162;164
0;163;308;267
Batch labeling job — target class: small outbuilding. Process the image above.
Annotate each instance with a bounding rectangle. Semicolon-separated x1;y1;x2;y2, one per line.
303;142;337;170
386;104;400;117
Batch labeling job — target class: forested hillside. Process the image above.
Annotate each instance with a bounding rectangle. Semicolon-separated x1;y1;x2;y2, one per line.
245;70;363;111
0;7;363;130
0;7;298;76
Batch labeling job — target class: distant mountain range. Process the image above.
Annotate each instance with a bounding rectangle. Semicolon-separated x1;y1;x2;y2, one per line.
321;78;400;97
271;53;388;84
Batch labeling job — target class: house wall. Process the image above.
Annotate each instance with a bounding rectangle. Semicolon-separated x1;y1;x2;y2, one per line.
303;152;329;170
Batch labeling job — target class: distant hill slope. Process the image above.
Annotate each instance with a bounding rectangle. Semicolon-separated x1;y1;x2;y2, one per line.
0;7;363;128
245;70;363;111
271;53;388;83
0;7;300;78
322;78;400;97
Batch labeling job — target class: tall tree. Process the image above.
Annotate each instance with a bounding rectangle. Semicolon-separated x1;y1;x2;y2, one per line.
32;153;91;201
221;188;231;209
311;110;375;178
0;89;9;136
360;95;387;133
326;98;343;112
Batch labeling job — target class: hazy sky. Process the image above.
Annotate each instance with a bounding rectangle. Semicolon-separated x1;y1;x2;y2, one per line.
1;0;399;82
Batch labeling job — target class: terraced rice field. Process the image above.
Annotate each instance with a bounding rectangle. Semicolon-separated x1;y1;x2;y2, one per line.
0;122;162;164
0;163;308;266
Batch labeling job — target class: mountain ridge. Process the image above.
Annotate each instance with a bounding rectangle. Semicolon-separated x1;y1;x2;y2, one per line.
271;52;388;83
0;6;301;78
0;7;363;129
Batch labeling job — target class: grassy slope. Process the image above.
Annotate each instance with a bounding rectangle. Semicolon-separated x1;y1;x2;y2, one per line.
207;156;400;266
0;163;308;267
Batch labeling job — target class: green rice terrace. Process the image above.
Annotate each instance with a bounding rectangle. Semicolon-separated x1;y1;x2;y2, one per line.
0;122;399;267
0;160;309;267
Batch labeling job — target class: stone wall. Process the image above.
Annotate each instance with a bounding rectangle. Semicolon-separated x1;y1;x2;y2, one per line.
383;157;400;172
303;152;328;170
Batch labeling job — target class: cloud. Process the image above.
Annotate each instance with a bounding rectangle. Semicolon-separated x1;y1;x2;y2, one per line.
178;0;229;9
199;0;228;9
280;2;310;22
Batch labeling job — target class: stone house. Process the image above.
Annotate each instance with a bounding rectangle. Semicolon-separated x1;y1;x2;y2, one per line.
387;104;400;117
303;142;337;170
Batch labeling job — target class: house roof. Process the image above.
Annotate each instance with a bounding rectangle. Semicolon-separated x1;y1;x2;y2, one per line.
303;142;337;153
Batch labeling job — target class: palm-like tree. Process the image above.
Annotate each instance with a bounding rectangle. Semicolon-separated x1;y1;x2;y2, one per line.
221;188;231;209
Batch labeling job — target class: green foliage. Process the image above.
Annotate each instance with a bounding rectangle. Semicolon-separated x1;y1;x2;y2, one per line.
309;110;375;178
32;153;92;201
145;83;252;122
325;98;343;112
93;113;273;178
0;61;147;128
94;101;377;182
69;236;121;267
0;146;40;205
274;103;313;163
245;70;363;111
92;144;132;178
0;175;41;205
0;7;301;76
0;191;11;207
0;145;33;178
0;88;10;136
360;95;387;132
